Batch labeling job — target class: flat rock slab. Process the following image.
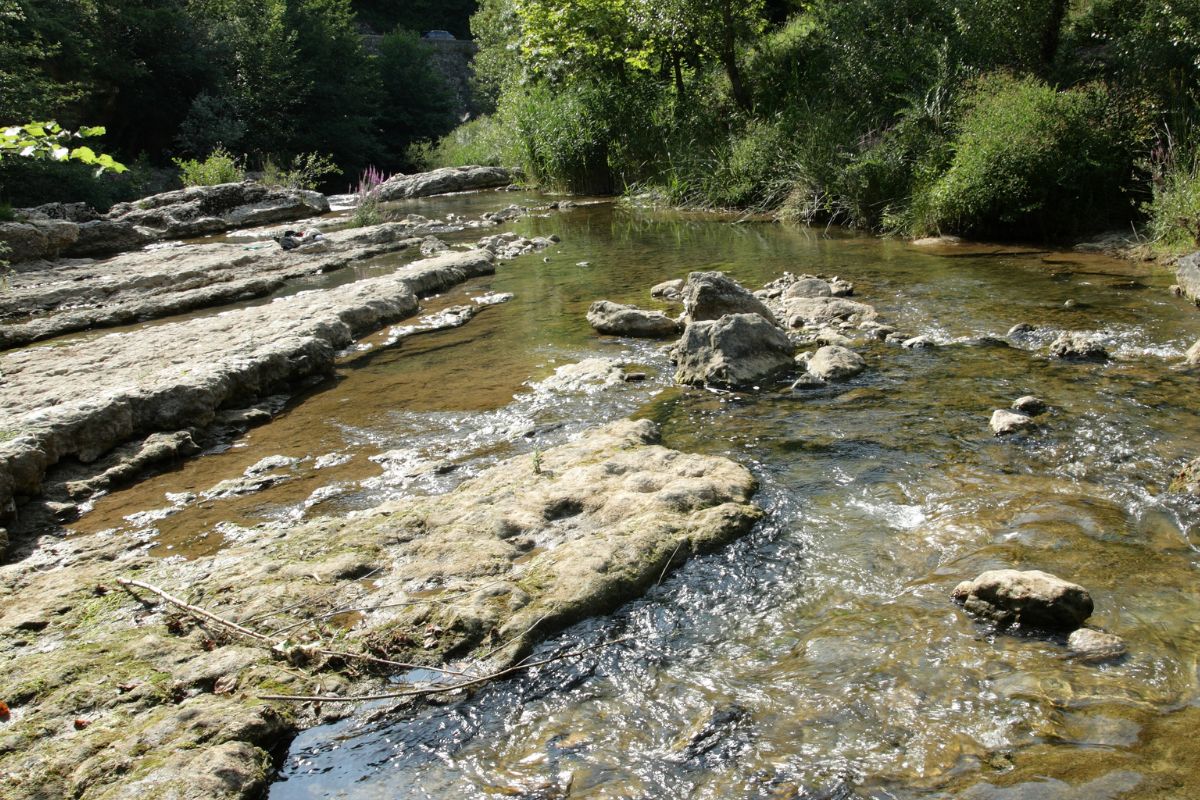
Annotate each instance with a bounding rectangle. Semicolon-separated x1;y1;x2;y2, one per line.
0;419;760;799
587;300;681;338
0;248;495;554
376;165;514;201
0;222;431;349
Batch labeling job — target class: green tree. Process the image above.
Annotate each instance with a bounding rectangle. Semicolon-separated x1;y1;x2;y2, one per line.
377;29;460;164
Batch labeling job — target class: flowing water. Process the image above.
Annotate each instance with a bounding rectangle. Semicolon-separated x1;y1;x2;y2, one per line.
72;197;1200;798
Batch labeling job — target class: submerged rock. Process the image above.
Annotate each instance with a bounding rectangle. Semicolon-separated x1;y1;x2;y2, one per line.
1068;628;1127;663
806;345;865;381
1048;331;1109;362
673;313;795;388
1170;457;1200;495
952;569;1094;631
650;278;685;301
587;300;682;338
990;409;1035;436
682;271;780;326
375;165;515;201
1011;395;1048;416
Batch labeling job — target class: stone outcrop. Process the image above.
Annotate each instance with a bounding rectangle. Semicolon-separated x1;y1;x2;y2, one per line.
1175;251;1200;305
0;419;760;799
587;300;681;338
681;272;779;326
375;165;515;201
0;222;430;349
673;313;794;388
106;181;329;241
1048;331;1109;362
0;218;78;262
952;569;1093;631
0;248;495;553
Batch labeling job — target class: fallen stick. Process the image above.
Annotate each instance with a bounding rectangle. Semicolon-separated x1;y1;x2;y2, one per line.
258;635;633;703
117;577;470;678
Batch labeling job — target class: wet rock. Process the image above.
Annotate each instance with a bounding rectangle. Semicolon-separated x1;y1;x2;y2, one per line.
672;704;749;765
1169;457;1200;495
1184;339;1200;367
1007;323;1035;338
107;181;329;240
1175;251;1200;305
477;232;554;260
473;292;514;306
673;313;795;388
481;204;527;223
1012;396;1048;416
957;770;1141;800
783;277;833;298
59;430;201;502
532;358;627;394
375;165;515;201
0;249;494;549
806;345;865;382
420;236;449;256
682;271;780;327
901;335;935;349
1048;331;1109;362
587;300;682;338
961;335;1009;348
650;278;684;301
952;569;1094;631
990;410;1035;436
911;235;964;247
1068;628;1127;663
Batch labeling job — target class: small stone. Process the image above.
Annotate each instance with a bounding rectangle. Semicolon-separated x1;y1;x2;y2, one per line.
790;373;826;391
1007;323;1035;337
1011;396;1048;416
1068;628;1127;663
1049;331;1109;361
1184;339;1200;367
953;569;1093;631
902;335;935;349
990;409;1035;436
806;345;865;381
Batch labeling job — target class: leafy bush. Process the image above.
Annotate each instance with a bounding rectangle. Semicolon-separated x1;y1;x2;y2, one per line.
918;73;1134;238
174;146;245;187
260;152;340;190
1147;138;1200;249
411;114;521;170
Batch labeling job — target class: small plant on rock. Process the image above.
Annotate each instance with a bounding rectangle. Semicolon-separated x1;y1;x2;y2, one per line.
349;165;387;228
174;146;245;187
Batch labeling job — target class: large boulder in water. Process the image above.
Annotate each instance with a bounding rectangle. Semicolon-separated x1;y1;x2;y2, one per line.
1175;251;1200;305
952;569;1093;631
375;165;515;201
106;181;329;240
682;271;780;327
806;345;865;381
673;313;794;388
587;300;681;338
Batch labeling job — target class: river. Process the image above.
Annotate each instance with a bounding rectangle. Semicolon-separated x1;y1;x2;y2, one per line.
73;195;1200;798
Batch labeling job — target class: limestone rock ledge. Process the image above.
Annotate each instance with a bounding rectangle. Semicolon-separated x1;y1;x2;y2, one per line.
0;419;760;799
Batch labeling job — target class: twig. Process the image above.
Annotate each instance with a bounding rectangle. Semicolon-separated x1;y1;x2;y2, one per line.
657;540;686;586
117;577;468;678
259;635;633;703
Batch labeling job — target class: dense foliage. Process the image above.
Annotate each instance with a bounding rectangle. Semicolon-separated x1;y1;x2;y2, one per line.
0;0;471;207
422;0;1199;243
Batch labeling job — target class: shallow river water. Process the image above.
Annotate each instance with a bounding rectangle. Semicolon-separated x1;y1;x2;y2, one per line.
74;196;1200;798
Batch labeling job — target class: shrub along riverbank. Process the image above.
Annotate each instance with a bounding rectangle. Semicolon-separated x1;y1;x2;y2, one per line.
423;0;1199;249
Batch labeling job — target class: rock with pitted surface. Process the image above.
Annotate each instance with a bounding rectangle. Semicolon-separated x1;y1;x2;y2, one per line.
952;569;1093;630
0;219;78;262
775;296;878;329
375;165;515;201
106;181;329;240
587;300;681;338
651;278;685;301
806;345;865;382
1048;331;1109;361
682;271;780;326
673;313;794;388
1175;251;1200;305
1068;628;1127;663
990;409;1035;436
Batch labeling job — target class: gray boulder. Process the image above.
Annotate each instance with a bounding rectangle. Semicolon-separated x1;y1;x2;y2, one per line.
651;278;685;301
1185;339;1200;367
682;271;780;326
0;219;78;263
66;219;152;257
1175;251;1200;305
375;165;514;201
783;277;833;298
990;409;1035;436
776;296;877;328
587;300;681;338
952;569;1093;630
1049;331;1109;361
106;181;329;240
806;345;865;381
673;313;794;388
1012;395;1048;416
